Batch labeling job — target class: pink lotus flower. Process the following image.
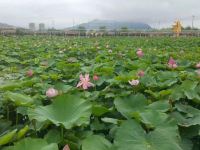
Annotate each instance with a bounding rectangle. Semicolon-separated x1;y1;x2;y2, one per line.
63;145;70;150
77;74;94;90
136;49;144;58
168;57;178;69
46;88;58;98
138;70;145;77
93;75;99;81
196;62;200;68
26;70;33;77
129;80;140;86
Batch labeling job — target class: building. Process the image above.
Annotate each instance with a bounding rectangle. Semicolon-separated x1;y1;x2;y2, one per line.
0;27;16;35
39;23;45;31
64;29;79;36
29;23;36;31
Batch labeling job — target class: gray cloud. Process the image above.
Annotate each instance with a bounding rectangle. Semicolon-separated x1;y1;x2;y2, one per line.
0;0;199;29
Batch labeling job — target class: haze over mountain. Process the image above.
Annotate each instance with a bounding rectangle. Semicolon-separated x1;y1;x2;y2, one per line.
68;20;151;30
0;0;199;28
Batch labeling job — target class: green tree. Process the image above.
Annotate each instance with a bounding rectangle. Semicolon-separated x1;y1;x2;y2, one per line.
78;26;86;36
99;26;107;32
120;27;128;32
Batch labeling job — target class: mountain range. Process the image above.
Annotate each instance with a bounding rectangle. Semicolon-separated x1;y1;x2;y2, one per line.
0;19;152;30
68;19;151;30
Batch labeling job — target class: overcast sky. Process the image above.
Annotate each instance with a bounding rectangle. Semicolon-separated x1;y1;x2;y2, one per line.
0;0;200;29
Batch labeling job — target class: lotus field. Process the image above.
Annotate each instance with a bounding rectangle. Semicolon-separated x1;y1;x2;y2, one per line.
0;36;200;150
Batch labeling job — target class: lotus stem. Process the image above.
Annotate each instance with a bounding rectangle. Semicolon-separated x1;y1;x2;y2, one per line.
7;105;9;120
16;112;19;125
61;126;64;140
32;120;37;136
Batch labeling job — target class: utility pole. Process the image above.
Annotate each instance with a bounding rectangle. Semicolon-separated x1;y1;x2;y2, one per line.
192;15;195;29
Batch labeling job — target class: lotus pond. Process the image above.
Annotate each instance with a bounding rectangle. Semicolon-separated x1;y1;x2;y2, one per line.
0;36;200;150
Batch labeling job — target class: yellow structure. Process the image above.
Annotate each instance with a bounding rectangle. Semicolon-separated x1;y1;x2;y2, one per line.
172;20;182;37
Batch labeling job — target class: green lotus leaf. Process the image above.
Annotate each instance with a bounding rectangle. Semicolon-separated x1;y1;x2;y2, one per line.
114;120;182;150
156;71;178;81
171;104;200;126
90;118;106;131
114;94;148;118
54;83;73;93
0;82;20;91
139;110;169;128
5;92;34;107
171;80;200;101
155;71;178;88
0;80;35;91
3;138;58;150
157;79;178;88
170;85;185;101
175;104;200;116
44;129;62;144
146;100;170;112
92;104;110;116
181;81;200;101
181;80;198;91
82;135;112;150
140;75;158;88
28;94;92;129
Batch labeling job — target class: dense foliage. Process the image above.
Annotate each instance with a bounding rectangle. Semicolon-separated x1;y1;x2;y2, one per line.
0;36;200;150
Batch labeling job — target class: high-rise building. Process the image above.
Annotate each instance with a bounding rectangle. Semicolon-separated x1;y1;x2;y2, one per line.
39;23;45;31
29;23;35;31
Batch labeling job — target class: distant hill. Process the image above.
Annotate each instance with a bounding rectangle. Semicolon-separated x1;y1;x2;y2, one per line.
0;23;15;28
67;19;151;30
